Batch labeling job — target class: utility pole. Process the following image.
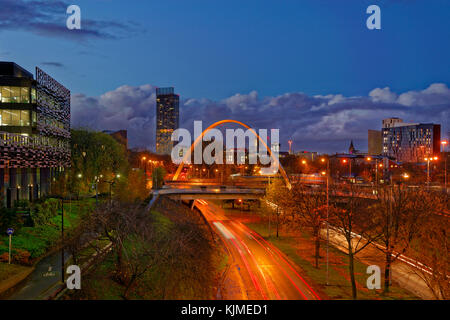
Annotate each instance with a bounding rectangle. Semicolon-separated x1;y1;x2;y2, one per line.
442;141;448;193
326;159;330;286
375;158;378;188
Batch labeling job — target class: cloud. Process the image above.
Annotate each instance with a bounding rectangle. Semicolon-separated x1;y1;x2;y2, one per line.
71;83;450;153
40;62;65;68
0;0;137;41
369;87;398;103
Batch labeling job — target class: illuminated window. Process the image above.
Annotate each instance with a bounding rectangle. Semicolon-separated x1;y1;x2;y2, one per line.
0;86;32;103
1;86;11;102
11;110;20;125
0;109;31;126
20;110;30;126
31;88;36;103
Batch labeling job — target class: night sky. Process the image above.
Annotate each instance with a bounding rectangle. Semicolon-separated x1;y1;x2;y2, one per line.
1;0;449;152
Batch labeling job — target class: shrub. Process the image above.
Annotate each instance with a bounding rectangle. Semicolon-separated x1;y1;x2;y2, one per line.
31;198;60;226
14;199;30;209
0;207;20;234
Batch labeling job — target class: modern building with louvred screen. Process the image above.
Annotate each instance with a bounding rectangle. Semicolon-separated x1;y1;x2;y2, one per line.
0;62;70;207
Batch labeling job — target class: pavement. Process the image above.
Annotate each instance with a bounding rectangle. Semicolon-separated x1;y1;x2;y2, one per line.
6;250;70;300
195;200;320;300
323;226;435;299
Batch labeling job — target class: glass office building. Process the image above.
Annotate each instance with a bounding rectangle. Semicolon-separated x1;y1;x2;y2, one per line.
0;62;70;207
156;87;179;155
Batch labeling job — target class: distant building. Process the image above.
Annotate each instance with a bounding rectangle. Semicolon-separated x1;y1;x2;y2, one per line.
349;140;355;154
348;140;365;155
382;118;441;162
295;151;318;161
103;129;128;150
368;130;382;155
156;87;179;155
0;62;70;207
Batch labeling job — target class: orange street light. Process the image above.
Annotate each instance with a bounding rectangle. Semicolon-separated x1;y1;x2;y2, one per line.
301;160;307;165
366;157;372;161
321;158;326;163
321;171;326;176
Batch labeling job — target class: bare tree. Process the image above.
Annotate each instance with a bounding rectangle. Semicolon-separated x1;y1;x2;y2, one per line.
329;184;382;299
408;193;449;299
371;185;441;292
264;179;291;238
265;181;329;268
290;184;328;268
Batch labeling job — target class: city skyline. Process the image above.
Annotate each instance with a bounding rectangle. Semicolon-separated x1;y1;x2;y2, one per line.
71;82;449;154
0;1;448;304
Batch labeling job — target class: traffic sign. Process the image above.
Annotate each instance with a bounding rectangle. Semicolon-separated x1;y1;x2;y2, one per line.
6;228;14;235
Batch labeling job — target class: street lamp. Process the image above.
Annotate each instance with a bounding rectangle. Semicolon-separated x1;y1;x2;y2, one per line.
342;158;351;182
424;156;438;188
321;159;330;285
442;141;448;193
366;157;380;188
301;159;307;174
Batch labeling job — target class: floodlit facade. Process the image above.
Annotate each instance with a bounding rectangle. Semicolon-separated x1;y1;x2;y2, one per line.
0;62;70;207
368;130;382;155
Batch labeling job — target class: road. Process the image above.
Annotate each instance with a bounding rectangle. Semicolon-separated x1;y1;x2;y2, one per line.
195;200;320;300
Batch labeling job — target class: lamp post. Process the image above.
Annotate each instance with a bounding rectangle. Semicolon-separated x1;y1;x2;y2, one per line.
60;196;65;283
102;174;121;206
424;156;438;188
366;157;382;188
92;174;102;206
321;157;330;285
442;141;448;193
342;159;351;182
141;156;146;172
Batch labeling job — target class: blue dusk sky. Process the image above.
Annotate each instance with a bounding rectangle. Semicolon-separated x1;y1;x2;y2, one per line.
0;0;449;152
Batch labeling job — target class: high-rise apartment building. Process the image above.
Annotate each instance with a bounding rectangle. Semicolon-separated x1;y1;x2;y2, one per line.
382;118;441;163
382;117;403;129
0;62;70;207
156;87;179;155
